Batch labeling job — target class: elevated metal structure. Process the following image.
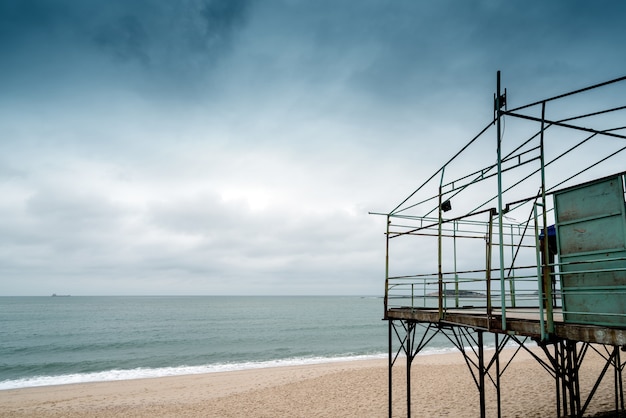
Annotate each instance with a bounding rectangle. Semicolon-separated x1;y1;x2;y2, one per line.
376;73;626;417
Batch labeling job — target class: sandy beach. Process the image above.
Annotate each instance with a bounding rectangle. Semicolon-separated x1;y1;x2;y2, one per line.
0;347;620;417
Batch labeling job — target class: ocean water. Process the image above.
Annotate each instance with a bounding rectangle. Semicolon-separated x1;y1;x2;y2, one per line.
0;295;458;390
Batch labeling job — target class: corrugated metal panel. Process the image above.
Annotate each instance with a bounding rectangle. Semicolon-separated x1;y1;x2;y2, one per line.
554;175;626;327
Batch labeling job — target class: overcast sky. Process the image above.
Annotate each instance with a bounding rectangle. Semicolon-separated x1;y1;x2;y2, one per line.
1;0;625;296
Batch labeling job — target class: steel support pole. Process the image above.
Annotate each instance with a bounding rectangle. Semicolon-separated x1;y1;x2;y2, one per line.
614;346;624;410
564;340;581;416
573;342;581;416
539;101;554;335
509;224;516;307
406;322;412;418
385;216;390;317
454;220;459;308
438;177;444;320
561;341;568;417
388;320;393;418
386;218;392;417
566;341;574;416
495;333;502;418
496;71;507;330
617;346;621;413
479;330;486;418
555;343;562;418
486;213;494;317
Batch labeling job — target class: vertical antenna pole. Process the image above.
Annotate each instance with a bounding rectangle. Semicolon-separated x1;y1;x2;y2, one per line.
496;71;507;329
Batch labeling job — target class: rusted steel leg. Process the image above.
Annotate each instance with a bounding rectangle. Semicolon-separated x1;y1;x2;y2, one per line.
478;330;486;418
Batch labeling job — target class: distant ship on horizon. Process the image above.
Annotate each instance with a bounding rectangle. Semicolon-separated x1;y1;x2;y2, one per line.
51;293;70;297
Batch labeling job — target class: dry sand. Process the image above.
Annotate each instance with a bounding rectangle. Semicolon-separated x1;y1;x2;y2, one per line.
0;347;621;417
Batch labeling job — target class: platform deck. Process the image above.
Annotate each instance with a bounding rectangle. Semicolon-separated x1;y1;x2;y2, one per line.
386;307;626;347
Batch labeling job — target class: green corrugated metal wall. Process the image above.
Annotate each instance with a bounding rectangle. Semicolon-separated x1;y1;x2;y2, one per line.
554;174;626;327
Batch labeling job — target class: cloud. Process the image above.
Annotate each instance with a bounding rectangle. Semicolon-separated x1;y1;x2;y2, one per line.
1;1;626;295
89;0;251;70
0;147;384;295
93;15;151;66
0;0;253;100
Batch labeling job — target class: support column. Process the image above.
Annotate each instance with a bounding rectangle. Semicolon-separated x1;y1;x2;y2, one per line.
388;320;393;418
478;330;486;418
495;333;502;418
406;322;412;418
616;346;621;413
570;341;581;415
555;342;562;418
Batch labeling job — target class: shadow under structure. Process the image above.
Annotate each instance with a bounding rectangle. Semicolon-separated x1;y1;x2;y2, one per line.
373;72;626;417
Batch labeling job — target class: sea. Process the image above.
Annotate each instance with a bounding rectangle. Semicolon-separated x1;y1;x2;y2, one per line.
0;295;462;391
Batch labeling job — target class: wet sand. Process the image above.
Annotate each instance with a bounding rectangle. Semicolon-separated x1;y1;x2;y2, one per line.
0;347;620;417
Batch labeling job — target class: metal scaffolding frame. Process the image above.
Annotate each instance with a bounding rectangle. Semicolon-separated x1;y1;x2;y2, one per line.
388;321;625;417
378;72;626;417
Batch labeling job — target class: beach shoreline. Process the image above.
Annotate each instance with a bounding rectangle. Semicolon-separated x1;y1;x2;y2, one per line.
0;348;620;417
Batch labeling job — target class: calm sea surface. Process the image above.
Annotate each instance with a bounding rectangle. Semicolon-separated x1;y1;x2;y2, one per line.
0;296;462;390
0;296;367;389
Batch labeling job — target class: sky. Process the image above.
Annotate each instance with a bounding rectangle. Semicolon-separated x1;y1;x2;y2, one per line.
1;0;626;296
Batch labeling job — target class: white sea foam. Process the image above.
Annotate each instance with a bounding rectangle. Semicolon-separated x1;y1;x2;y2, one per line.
0;343;509;391
0;354;389;390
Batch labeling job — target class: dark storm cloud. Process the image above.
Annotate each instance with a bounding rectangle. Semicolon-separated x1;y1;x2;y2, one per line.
91;0;251;68
326;0;626;105
2;0;626;295
0;0;74;41
93;14;151;66
0;0;252;94
197;0;250;49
